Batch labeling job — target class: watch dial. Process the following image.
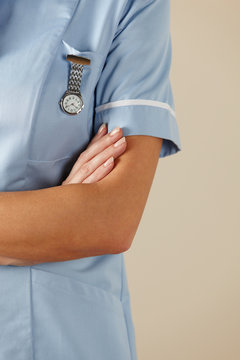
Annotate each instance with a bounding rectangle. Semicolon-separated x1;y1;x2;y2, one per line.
62;94;83;114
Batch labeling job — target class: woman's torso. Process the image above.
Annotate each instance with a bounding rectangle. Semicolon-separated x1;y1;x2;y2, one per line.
0;1;137;359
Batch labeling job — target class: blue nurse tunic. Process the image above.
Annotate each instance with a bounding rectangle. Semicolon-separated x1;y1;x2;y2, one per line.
0;0;182;359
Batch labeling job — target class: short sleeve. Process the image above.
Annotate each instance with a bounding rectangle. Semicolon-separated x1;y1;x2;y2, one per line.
93;0;182;159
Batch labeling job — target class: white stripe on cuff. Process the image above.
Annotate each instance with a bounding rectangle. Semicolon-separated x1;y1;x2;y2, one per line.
95;99;176;118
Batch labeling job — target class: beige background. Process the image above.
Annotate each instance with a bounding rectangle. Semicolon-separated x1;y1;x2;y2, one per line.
124;1;240;359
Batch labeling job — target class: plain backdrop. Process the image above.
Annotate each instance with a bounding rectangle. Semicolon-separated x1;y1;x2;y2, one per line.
124;1;240;359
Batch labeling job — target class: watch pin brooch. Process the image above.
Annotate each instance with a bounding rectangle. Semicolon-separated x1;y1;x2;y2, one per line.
59;54;91;115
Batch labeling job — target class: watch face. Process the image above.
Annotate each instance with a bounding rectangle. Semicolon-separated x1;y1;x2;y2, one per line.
61;93;84;115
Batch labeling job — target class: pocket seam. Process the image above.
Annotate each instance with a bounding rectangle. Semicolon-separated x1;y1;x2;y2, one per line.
31;267;123;316
22;155;73;190
32;279;124;318
27;155;72;164
61;39;105;71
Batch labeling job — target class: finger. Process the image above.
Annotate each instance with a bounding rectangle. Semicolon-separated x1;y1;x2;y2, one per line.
65;136;127;184
66;126;124;180
88;123;108;146
81;156;115;184
63;137;127;185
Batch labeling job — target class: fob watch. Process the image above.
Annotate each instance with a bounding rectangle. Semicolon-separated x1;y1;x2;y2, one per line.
59;55;91;115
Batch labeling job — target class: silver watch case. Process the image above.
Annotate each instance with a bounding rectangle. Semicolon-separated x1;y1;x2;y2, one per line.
59;91;84;115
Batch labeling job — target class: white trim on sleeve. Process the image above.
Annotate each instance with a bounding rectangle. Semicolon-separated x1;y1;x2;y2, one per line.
95;99;176;118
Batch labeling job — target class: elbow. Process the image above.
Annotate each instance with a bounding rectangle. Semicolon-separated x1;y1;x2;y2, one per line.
107;210;142;255
108;225;137;254
111;241;131;255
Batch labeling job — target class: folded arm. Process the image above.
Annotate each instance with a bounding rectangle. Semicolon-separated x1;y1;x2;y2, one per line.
0;135;162;265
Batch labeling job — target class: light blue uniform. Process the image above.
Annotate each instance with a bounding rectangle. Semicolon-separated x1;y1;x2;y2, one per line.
0;0;182;359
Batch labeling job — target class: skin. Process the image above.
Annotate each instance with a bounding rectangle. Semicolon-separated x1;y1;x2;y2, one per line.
0;123;162;266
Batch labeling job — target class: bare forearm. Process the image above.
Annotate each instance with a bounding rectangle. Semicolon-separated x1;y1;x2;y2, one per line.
0;126;134;266
0;135;159;265
0;183;122;264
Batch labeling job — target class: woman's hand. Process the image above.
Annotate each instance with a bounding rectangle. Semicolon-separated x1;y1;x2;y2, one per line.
62;123;127;185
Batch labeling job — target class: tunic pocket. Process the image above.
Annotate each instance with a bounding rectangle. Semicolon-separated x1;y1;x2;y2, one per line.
30;268;131;360
23;156;75;190
27;39;105;163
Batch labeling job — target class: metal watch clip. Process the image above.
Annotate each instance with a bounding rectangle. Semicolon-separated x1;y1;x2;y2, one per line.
59;55;91;115
66;54;91;66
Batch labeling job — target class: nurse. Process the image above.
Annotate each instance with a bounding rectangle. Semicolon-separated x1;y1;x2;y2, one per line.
0;0;182;359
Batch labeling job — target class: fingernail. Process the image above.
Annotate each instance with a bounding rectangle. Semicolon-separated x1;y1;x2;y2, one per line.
109;126;121;136
103;156;114;167
113;136;126;147
98;123;106;134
